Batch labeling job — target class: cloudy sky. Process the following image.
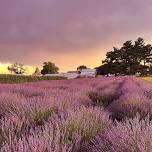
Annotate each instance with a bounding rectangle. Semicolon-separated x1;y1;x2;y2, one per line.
1;0;152;73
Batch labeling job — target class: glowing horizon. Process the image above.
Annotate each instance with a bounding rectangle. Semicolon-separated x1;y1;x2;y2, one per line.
0;63;35;75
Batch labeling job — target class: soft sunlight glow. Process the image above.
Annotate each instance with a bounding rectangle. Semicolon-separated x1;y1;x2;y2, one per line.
25;66;35;75
0;63;35;75
0;63;10;74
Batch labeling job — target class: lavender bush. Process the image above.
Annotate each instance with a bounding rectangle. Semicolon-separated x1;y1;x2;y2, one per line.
85;115;152;152
0;76;152;151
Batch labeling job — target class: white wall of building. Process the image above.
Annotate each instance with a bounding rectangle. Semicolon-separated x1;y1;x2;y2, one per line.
80;69;96;78
44;69;96;79
63;73;79;79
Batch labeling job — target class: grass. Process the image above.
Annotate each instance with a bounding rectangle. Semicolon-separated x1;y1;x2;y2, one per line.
0;74;66;84
139;76;152;84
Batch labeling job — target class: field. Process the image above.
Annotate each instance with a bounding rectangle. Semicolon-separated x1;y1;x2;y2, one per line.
0;74;66;83
140;76;152;84
1;76;152;152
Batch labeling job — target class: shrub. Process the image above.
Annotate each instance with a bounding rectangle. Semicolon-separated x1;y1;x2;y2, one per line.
60;106;111;143
85;115;152;152
0;106;111;152
0;74;66;84
88;90;115;107
1;76;152;151
24;106;58;126
1;120;73;152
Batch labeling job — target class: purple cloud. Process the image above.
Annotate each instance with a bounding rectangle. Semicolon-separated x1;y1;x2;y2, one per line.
0;0;152;70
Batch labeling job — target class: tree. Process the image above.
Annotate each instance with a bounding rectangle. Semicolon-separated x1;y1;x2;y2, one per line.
8;63;26;74
33;67;41;76
77;65;87;72
41;62;59;75
97;37;152;76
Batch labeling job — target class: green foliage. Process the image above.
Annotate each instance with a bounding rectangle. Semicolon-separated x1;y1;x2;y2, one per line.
77;65;87;72
97;37;152;76
25;107;58;126
41;62;59;75
61;108;110;145
0;74;66;84
88;91;115;107
33;67;41;76
8;63;26;74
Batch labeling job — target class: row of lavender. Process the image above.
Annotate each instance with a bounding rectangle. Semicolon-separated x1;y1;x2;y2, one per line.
0;77;152;151
85;77;152;152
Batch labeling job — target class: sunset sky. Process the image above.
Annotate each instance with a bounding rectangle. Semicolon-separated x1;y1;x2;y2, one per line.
1;0;152;73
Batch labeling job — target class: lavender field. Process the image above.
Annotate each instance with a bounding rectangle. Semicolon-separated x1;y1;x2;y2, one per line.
1;77;152;152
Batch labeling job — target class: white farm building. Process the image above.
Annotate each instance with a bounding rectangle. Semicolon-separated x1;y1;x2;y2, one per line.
63;71;79;79
80;69;96;78
64;69;96;79
44;69;97;79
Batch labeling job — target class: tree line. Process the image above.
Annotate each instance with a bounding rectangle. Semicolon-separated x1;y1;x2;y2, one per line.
7;37;152;76
8;62;60;75
7;62;88;75
96;37;152;76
